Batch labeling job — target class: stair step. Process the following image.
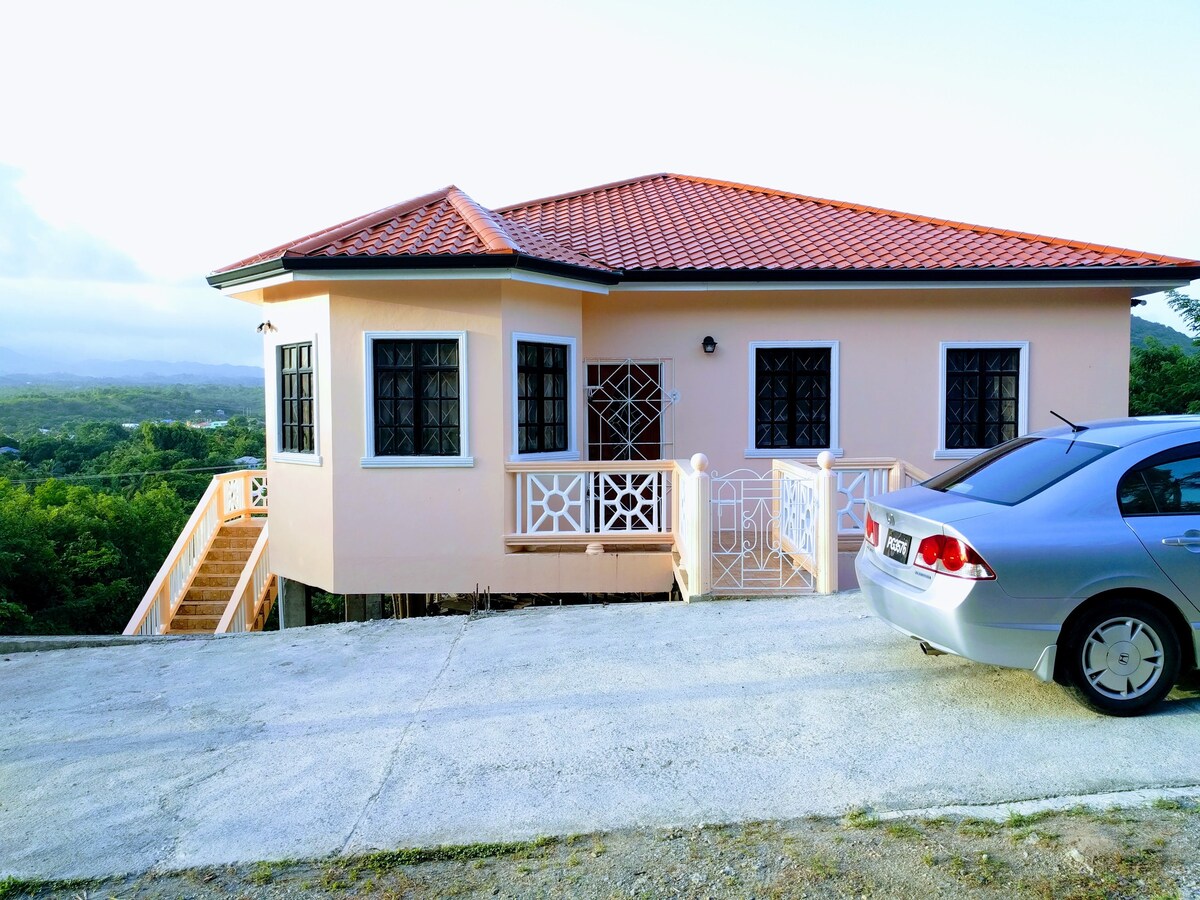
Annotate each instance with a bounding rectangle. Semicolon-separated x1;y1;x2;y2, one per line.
184;586;237;602
222;519;265;531
170;614;221;631
176;600;228;616
196;562;246;576
212;537;258;548
205;548;255;562
192;574;241;588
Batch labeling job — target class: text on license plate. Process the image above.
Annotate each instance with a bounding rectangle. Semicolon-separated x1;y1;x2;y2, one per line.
884;530;912;564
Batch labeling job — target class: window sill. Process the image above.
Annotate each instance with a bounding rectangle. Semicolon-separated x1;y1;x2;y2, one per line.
273;452;323;467
361;456;475;468
508;450;581;463
744;448;844;459
934;449;984;460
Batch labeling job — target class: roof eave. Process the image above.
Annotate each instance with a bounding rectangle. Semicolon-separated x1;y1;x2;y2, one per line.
614;265;1200;286
207;253;621;290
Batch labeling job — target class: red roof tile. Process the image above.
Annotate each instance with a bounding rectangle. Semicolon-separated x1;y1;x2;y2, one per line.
214;174;1198;280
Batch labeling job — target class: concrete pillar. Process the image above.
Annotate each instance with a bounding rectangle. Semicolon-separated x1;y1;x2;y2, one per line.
278;578;307;629
365;594;383;620
345;594;367;622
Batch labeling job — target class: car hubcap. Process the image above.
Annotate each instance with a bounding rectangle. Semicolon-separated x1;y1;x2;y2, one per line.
1082;617;1165;700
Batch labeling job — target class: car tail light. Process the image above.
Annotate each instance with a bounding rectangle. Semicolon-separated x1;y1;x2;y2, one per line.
864;511;880;547
914;534;995;580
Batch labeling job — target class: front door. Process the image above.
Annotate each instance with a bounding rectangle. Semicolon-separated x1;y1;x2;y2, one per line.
586;360;664;461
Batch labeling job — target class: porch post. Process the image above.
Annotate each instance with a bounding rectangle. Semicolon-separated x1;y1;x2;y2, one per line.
816;451;839;593
691;453;713;597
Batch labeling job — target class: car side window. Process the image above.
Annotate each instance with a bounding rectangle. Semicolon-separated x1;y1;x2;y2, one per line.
1118;446;1200;516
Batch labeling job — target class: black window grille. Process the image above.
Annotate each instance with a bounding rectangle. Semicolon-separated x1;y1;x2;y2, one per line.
944;348;1021;450
517;341;569;454
754;347;832;449
373;339;461;457
279;342;314;454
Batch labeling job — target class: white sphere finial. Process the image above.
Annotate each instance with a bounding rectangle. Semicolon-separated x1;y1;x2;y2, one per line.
690;452;709;473
816;450;834;471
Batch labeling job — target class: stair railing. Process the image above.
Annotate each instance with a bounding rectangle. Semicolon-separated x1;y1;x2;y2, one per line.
215;524;273;633
123;470;268;636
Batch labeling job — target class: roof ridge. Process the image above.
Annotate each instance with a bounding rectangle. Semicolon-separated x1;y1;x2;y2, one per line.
445;188;518;254
283;188;457;258
494;173;671;214
663;173;1197;266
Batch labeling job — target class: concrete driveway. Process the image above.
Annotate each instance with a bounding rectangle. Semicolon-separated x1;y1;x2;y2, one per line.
2;593;1198;879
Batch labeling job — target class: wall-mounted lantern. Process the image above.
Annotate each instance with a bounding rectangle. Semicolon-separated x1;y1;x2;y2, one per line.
701;335;718;354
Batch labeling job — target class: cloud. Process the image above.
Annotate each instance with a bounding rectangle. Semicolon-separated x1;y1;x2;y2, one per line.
0;165;145;281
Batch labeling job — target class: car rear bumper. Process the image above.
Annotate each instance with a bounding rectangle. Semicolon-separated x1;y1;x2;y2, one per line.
855;544;1059;676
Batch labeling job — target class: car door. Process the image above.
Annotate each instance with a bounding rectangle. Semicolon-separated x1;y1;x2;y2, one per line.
1118;443;1200;605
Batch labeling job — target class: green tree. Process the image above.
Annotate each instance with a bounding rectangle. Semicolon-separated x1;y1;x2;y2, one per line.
1166;289;1200;339
1129;338;1200;416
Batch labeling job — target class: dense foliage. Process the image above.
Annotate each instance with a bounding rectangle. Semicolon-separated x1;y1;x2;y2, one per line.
1129;339;1200;416
0;384;264;432
0;412;265;635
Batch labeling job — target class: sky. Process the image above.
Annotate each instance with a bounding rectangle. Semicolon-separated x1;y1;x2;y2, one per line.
0;0;1197;366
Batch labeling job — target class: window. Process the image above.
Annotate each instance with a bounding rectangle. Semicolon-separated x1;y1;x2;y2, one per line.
363;331;472;467
938;342;1029;458
1118;443;1200;516
926;436;1113;506
748;342;840;457
277;341;318;462
513;334;575;458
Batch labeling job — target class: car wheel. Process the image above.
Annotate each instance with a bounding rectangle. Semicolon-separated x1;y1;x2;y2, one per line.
1064;598;1181;716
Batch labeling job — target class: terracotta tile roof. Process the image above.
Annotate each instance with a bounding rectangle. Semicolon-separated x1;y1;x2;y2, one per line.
213;187;612;275
498;173;1199;271
213;174;1198;281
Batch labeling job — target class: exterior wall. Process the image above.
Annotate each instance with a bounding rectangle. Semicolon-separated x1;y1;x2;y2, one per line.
582;286;1132;475
260;292;336;590
246;277;1130;597
313;279;672;595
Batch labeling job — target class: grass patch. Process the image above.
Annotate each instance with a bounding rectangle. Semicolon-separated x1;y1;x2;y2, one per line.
1022;848;1171;899
1005;809;1058;828
0;878;42;900
1151;797;1184;811
957;817;1001;837
249;860;275;885
844;807;881;829
358;836;558;873
884;821;923;840
946;851;1005;886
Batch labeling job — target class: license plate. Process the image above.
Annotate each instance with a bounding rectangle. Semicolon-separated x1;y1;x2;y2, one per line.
883;530;912;564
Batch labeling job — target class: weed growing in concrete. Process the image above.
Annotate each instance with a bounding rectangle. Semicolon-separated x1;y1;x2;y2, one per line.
843;807;881;829
884;821;923;840
957;817;1000;837
1151;797;1184;811
249;861;274;885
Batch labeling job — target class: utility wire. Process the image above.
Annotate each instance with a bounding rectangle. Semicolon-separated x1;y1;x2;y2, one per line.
3;464;258;486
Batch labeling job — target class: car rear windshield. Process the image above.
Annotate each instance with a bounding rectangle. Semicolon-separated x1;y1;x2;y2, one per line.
924;436;1113;505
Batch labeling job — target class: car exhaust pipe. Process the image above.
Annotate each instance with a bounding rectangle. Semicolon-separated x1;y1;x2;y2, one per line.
918;641;947;657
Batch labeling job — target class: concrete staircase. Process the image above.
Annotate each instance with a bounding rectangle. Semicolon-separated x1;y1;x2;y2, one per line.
167;520;265;633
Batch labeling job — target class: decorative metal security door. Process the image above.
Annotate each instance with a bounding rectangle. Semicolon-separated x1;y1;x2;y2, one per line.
585;359;673;461
710;467;817;594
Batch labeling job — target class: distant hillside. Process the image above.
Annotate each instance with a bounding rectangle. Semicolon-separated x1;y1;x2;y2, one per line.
0;384;265;432
0;347;262;385
1131;316;1196;355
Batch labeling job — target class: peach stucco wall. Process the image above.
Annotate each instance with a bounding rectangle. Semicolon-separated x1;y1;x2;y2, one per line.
583;286;1131;475
252;277;1131;596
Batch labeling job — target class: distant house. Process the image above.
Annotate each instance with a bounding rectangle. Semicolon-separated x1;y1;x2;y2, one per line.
0;446;19;457
233;455;262;468
189;172;1199;621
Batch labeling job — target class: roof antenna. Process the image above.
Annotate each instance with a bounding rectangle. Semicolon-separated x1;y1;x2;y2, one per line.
1050;410;1088;433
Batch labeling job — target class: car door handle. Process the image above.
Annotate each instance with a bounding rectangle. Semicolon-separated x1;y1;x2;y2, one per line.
1162;536;1200;547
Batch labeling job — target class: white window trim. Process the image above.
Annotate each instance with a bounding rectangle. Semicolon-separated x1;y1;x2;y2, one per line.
361;330;473;468
272;334;323;467
936;340;1030;460
745;340;843;459
510;331;580;462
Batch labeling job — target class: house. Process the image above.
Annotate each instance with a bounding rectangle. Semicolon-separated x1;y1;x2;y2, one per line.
131;173;1200;633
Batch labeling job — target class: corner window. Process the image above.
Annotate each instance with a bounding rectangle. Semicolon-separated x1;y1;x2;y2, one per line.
277;341;319;463
363;331;472;468
938;342;1029;459
513;334;575;458
747;342;840;457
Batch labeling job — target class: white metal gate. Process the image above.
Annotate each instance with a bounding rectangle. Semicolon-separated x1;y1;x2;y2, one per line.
710;467;818;594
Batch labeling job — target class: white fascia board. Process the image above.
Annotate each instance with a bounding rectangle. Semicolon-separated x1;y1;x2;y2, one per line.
609;279;1190;295
220;271;295;295
218;267;609;296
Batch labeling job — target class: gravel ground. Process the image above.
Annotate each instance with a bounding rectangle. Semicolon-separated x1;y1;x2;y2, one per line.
4;800;1198;899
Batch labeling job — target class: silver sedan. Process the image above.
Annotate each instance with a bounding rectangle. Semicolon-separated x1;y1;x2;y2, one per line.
856;416;1200;716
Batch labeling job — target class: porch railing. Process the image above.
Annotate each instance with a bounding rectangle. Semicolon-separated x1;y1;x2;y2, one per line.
123;470;268;636
504;454;929;600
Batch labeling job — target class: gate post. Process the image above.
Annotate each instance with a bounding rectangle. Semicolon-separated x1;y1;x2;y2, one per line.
691;453;713;597
816;451;839;593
